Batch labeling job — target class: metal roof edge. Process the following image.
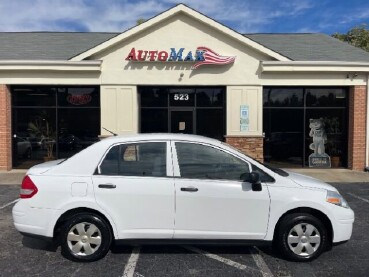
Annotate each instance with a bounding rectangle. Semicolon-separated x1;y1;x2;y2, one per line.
261;61;369;72
0;60;101;66
263;61;369;66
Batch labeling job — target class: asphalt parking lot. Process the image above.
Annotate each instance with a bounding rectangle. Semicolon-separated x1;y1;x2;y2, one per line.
1;183;368;277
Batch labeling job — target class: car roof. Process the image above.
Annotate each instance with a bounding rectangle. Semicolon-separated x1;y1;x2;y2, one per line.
101;133;222;145
46;133;224;176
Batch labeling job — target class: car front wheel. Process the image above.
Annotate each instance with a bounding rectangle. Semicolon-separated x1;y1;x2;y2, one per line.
60;213;112;262
275;213;328;262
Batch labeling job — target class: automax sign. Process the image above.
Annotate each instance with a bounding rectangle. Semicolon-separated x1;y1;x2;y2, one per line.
125;46;236;69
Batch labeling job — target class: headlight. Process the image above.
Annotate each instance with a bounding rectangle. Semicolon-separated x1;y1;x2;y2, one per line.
326;190;350;209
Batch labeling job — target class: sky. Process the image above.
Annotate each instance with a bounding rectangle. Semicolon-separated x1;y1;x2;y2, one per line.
0;0;368;34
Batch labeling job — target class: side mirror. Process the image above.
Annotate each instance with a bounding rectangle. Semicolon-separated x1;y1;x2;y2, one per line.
240;172;262;191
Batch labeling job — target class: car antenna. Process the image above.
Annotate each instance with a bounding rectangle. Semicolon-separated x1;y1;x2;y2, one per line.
102;127;118;136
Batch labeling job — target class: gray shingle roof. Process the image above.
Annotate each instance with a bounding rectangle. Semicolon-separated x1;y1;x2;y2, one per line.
0;32;118;60
245;33;369;62
0;32;369;62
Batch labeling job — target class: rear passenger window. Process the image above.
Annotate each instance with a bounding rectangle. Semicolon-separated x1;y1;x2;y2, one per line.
99;145;119;175
99;142;167;177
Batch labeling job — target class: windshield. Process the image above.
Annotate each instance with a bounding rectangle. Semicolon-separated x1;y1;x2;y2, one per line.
221;142;289;177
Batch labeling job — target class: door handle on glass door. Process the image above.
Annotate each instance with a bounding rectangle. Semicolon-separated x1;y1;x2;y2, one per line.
98;184;116;189
180;187;198;192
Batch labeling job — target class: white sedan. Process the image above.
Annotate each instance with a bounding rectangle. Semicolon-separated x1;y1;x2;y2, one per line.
13;134;354;262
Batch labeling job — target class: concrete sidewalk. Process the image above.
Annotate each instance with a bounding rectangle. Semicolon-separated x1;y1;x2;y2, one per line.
286;168;369;183
0;168;368;185
0;170;27;185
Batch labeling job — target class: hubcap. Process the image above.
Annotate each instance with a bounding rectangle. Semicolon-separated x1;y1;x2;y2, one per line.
287;223;321;257
67;222;102;256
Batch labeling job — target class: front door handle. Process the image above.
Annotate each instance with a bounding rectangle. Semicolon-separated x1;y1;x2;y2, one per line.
98;184;116;189
181;187;198;192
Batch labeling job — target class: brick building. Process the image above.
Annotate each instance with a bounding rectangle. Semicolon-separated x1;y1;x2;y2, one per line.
0;4;368;171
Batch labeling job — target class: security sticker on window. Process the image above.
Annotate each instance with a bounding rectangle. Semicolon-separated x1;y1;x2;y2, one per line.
240;105;249;131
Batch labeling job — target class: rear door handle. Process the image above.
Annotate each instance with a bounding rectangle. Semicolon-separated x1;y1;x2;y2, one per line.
180;187;198;192
98;184;116;189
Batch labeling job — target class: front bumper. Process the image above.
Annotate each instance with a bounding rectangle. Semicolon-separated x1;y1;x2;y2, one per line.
12;200;59;238
332;207;354;243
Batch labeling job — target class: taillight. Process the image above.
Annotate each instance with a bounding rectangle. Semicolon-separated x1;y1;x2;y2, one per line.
20;175;38;199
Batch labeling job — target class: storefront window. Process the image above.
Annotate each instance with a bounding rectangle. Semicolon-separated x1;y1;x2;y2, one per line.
12;108;57;168
196;109;224;141
12;86;100;169
12;87;56;106
263;109;304;167
196;88;224;107
306;88;347;107
140;87;168;107
141;109;168;133
263;88;303;107
57;87;100;107
263;87;348;168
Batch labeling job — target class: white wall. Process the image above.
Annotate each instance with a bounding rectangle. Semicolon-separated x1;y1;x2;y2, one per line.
100;86;138;136
92;13;270;86
227;86;263;136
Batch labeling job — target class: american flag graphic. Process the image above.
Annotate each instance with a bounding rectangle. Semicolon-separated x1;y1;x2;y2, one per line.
192;46;236;69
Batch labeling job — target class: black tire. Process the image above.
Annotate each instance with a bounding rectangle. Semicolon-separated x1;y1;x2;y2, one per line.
274;213;328;262
60;213;112;262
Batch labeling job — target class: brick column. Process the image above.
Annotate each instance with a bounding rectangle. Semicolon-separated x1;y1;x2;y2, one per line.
348;86;367;171
0;85;12;171
225;136;264;162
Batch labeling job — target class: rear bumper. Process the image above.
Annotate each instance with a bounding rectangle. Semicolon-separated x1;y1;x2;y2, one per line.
12;200;59;238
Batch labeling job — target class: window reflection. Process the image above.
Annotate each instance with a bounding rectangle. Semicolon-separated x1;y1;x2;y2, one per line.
12;86;100;169
196;88;224;107
263;88;303;107
306;89;347;107
139;86;225;141
263;87;348;168
140;87;168;107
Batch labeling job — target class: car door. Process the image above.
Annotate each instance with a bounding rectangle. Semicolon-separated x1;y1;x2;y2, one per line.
92;141;175;239
172;141;271;240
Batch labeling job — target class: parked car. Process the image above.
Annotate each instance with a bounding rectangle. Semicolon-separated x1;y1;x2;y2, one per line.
58;133;81;151
26;137;42;150
13;134;354;262
16;137;32;158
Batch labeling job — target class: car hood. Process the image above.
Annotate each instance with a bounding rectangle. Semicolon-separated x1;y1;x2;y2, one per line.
284;170;338;192
27;159;65;175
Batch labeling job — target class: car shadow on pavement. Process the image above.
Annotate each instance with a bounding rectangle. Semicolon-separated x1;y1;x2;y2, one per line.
110;243;279;257
22;237;58;252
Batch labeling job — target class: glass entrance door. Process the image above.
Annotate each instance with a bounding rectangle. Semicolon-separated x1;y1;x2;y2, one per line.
170;109;194;134
139;86;225;139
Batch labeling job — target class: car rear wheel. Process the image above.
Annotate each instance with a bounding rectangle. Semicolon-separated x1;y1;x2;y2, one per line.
275;213;328;262
60;213;112;262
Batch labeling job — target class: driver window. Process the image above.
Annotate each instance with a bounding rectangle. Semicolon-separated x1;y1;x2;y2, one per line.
176;142;250;180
